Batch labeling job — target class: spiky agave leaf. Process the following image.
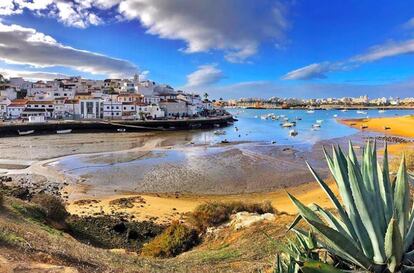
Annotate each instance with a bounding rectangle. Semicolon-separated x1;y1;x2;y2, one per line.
286;142;414;273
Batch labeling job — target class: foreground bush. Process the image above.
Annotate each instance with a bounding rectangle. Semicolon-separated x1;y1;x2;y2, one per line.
32;193;68;222
189;201;275;232
0;192;3;208
141;221;198;258
282;142;414;273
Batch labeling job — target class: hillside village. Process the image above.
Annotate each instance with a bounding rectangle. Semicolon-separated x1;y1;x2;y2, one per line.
0;74;217;121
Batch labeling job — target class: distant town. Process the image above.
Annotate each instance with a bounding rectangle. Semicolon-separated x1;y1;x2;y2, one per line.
1;73;414;124
0;74;224;122
222;95;414;109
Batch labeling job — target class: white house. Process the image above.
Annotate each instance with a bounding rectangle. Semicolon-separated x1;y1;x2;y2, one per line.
7;99;28;119
136;103;164;120
0;97;11;118
79;98;102;119
22;100;54;118
136;80;156;96
159;99;189;117
103;100;122;119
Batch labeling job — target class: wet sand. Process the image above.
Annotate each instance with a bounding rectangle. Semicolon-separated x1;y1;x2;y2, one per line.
340;115;414;138
1;128;411;224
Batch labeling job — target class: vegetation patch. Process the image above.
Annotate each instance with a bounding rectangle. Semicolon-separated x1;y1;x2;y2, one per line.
109;196;146;209
390;150;414;173
196;247;241;263
141;221;199;258
189;201;275;232
68;215;163;252
31;193;68;223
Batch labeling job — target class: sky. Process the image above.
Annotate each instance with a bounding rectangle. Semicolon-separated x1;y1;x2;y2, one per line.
0;0;414;99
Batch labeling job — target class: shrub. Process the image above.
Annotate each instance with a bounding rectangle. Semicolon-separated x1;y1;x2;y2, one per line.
189;201;275;232
141;221;198;258
0;192;3;208
31;193;68;222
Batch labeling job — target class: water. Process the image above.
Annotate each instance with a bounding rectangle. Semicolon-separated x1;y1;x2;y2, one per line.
191;109;414;146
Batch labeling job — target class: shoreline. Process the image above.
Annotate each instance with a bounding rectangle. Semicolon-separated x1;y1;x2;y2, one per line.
1;114;413;224
339;115;414;138
0;114;234;138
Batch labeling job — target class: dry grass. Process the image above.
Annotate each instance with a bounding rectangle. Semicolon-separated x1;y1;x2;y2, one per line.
31;193;68;223
189;201;275;232
141;221;198;258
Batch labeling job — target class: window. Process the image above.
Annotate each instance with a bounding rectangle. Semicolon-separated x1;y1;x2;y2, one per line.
123;107;126;110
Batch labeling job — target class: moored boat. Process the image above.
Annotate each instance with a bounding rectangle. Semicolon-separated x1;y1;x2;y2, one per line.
18;130;34;136
289;129;298;136
56;129;72;134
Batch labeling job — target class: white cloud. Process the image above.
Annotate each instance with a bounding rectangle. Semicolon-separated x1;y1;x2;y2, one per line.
351;39;414;63
0;22;138;78
185;64;223;88
2;0;289;61
0;69;69;81
2;0;104;28
283;38;414;80
118;0;288;63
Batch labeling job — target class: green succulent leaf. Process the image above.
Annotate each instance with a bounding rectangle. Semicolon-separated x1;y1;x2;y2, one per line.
385;218;403;273
301;261;344;273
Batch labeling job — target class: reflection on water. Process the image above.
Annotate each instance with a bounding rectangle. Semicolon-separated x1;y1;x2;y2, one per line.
189;109;414;145
46;109;414;195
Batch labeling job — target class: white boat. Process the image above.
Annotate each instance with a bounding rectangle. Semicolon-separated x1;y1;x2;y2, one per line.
316;119;323;124
282;122;295;128
341;109;348;112
312;123;321;128
117;128;126;132
357;110;367;115
289;129;298;136
311;127;320;131
56;129;72;134
18;130;34;136
214;130;226;135
378;110;386;113
333;114;338;118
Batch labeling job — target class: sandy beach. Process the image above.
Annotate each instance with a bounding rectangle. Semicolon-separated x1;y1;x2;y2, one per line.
340;115;414;138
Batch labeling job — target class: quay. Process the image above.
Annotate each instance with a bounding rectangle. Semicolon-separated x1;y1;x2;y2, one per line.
0;115;235;137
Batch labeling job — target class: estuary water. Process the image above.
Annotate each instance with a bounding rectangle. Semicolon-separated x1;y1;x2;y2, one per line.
191;108;414;146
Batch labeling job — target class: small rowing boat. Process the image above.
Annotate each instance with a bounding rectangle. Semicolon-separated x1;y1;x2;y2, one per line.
56;129;72;134
289;129;298;136
18;130;34;136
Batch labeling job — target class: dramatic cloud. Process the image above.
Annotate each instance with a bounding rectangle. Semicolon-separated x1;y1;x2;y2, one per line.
185;64;224;88
0;22;138;78
0;69;69;81
1;0;289;62
283;39;414;80
118;0;288;62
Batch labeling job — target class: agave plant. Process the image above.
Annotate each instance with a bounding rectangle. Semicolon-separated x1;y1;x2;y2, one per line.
274;231;342;273
288;141;414;273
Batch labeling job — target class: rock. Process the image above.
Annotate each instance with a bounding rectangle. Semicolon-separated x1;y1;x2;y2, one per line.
227;212;276;230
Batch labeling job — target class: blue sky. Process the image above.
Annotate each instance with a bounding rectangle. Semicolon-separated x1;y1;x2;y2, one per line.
0;0;414;99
